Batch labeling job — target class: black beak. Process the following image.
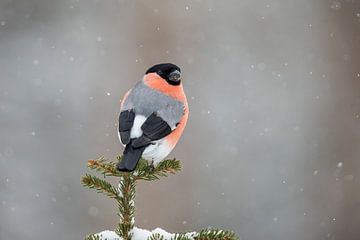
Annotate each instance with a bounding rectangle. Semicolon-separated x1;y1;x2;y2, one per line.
168;70;181;82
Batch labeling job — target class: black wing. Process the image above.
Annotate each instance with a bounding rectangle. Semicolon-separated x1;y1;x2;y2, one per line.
132;112;172;148
118;110;135;145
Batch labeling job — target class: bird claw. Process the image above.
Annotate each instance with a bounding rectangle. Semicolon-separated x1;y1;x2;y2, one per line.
146;161;155;172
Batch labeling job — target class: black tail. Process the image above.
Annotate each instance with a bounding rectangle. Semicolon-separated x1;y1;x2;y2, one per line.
117;141;146;172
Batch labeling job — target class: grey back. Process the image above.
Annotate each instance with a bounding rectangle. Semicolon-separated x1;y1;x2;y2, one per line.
122;81;184;129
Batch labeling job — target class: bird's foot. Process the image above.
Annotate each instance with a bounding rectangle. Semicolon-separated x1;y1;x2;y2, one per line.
146;161;155;172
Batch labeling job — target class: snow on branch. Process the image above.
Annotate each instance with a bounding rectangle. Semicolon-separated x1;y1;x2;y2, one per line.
87;227;236;240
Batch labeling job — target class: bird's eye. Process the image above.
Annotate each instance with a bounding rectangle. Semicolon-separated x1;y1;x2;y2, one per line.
157;70;163;75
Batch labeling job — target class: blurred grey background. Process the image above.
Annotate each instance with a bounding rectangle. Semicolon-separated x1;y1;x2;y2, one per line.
1;0;360;239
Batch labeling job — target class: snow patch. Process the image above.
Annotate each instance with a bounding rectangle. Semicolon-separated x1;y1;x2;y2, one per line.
94;227;197;240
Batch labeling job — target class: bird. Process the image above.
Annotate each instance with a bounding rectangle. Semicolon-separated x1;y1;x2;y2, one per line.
117;63;189;172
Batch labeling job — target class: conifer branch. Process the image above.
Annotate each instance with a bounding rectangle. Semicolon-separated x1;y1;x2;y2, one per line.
87;157;123;177
116;174;136;240
135;158;181;181
85;234;101;240
82;156;239;240
171;233;192;240
194;229;238;240
147;233;165;240
81;174;120;200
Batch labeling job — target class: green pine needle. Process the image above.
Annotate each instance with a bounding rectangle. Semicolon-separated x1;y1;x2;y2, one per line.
171;233;192;240
194;229;238;240
81;174;120;200
87;157;123;177
135;158;181;181
147;233;165;240
85;234;101;240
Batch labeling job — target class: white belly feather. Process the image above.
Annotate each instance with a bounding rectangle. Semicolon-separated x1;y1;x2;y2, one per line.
119;114;172;164
142;139;172;164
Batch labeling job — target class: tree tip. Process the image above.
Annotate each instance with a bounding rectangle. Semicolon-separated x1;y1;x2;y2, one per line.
87;159;97;166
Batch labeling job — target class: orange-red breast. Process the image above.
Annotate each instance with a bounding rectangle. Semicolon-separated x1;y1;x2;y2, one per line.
117;63;189;171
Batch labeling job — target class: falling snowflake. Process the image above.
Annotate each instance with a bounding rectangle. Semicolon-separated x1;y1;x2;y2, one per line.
330;1;341;10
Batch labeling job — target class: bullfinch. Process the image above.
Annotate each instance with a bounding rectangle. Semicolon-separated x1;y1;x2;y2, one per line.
117;63;189;172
